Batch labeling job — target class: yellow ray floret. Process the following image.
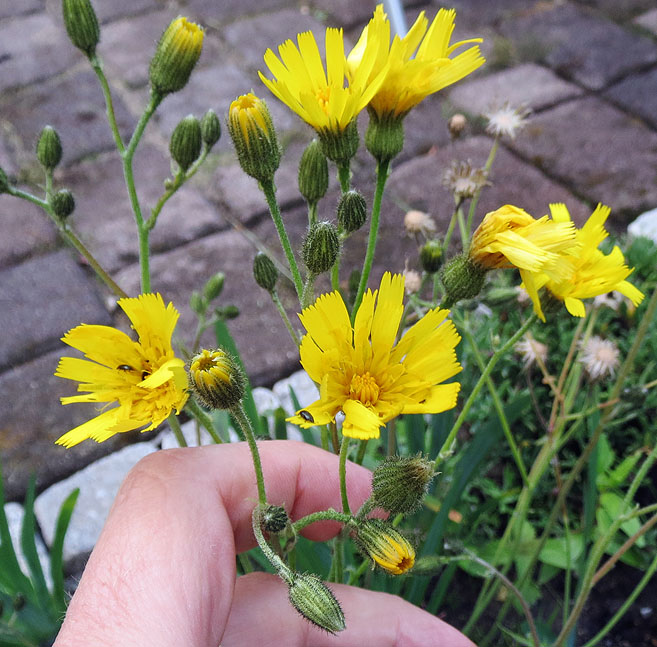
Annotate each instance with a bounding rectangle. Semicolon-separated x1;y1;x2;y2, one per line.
287;272;462;440
525;204;645;321
259;25;389;133
347;5;485;118
55;293;188;447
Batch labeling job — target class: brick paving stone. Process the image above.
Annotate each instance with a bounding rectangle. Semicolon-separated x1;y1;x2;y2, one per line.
438;0;531;28
0;70;134;166
507;97;657;218
0;191;58;269
44;0;160;25
0;249;111;371
34;442;157;561
448;63;584;116
183;0;290;25
0;129;18;176
499;3;657;91
57;145;222;273
114;224;305;386
307;0;379;28
0;1;43;21
574;0;656;22
603;66;657;130
223;8;326;71
0;12;80;93
0;349;131;501
634;8;657;35
383;135;590;238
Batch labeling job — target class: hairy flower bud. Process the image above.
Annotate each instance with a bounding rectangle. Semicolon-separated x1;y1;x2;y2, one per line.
228;93;280;183
200;109;221;149
352;519;415;575
51;189;75;219
202;272;225;302
365;111;405;163
318;119;359;166
440;254;486;307
288;573;345;634
302;221;340;275
337;190;367;234
420;240;443;274
188;348;244;410
149;16;204;96
253;252;278;293
260;504;290;534
298;140;328;205
371;454;435;515
62;0;100;57
36;126;63;171
170;115;202;171
448;113;467;139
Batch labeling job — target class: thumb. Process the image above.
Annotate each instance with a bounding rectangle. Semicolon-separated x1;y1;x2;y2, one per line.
221;572;476;647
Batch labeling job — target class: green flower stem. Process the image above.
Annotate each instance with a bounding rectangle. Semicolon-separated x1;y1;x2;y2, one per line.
271;291;301;347
292;510;352;534
301;273;316;310
623;440;657;506
355;439;369;465
337;163;351;194
184;398;223;444
90;54;125;154
8;187;127;298
457;204;469;250
442;198;463;259
459;315;529;486
45;168;53;202
330;256;340;291
146;147;209;232
348;557;370;585
230;402;266;505
122;91;162;293
252;507;292;582
466;137;499;237
332;535;344;583
339;437;351;515
351;159;390;321
308;201;318;226
167;413;187;447
260;178;304;301
581;551;657;647
435;314;537;468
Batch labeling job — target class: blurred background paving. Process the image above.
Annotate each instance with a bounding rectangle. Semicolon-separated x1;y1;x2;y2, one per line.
0;0;656;534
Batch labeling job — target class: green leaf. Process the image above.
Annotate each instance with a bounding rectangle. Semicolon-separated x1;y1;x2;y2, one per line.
50;488;79;615
608;450;644;488
595;433;615;484
273;407;288;440
539;535;585;569
599;492;643;544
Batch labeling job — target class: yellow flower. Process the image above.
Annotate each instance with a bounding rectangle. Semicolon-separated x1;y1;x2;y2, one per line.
287;273;461;440
354;519;415;575
258;26;388;134
526;204;645;320
347;5;485;119
55;294;188;447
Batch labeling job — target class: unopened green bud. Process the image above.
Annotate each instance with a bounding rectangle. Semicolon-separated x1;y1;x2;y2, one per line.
200;109;221;148
365;110;404;162
170;115;202;172
302;221;340;275
36;126;62;171
288;573;345;634
228;93;280;183
440;254;486;307
203;272;225;301
62;0;100;57
253;252;278;292
51;189;75;219
0;167;9;194
218;304;240;320
150;16;204;97
188;348;244;410
260;504;290;533
190;290;206;315
298;140;328;205
337;190;367;234
420;240;443;274
352;519;415;575
372;454;435;515
318;119;359;166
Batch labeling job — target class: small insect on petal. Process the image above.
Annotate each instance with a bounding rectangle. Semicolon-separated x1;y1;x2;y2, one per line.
299;410;314;423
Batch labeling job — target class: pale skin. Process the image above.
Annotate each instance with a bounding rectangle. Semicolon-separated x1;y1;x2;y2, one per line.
54;441;476;647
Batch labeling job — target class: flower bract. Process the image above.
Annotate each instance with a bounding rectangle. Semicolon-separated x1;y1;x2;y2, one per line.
347;5;485;119
55;293;188;447
525;204;645;320
287;272;462;440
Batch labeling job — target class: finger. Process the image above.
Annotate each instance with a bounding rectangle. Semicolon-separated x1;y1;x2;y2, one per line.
222;572;476;647
55;441;374;647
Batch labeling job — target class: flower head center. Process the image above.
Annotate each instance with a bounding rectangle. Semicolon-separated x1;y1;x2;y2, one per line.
190;349;231;388
349;371;380;405
315;87;331;114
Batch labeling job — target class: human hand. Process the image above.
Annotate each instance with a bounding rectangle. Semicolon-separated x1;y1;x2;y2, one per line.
54;441;475;646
